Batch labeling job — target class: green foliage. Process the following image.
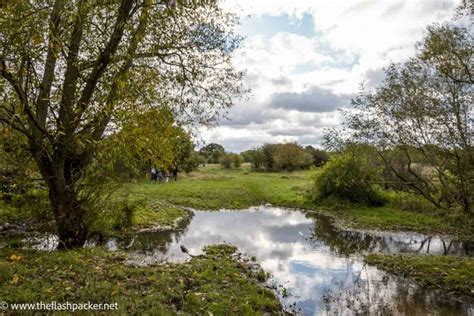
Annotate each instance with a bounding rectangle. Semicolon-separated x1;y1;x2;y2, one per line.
261;144;276;171
219;153;233;169
245;148;266;170
311;152;386;206
99;109;194;180
219;153;243;169
245;143;315;172
181;151;205;174
0;126;39;200
273;143;313;171
199;143;225;163
232;154;243;168
305;145;330;166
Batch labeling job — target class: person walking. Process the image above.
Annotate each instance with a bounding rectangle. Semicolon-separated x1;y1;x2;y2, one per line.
150;166;157;182
163;170;170;183
172;165;178;181
156;169;162;183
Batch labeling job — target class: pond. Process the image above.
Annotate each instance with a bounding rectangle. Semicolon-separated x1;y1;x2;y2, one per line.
116;206;473;315
12;206;474;315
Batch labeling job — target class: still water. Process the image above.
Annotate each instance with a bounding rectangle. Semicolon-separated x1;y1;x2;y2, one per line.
20;206;473;315
116;206;473;315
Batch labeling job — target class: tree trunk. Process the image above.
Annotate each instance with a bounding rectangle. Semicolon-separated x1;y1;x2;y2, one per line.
49;186;88;249
35;149;89;249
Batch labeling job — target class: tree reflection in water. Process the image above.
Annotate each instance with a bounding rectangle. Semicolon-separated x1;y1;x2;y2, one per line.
305;212;472;257
323;263;470;315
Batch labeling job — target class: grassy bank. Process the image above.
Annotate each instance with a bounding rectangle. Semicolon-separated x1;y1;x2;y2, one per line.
0;244;283;315
1;164;471;238
365;254;474;297
121;164;472;238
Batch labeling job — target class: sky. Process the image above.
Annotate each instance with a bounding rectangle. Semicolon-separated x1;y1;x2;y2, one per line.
199;0;461;152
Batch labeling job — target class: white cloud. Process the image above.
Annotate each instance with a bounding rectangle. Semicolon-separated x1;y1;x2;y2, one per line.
200;0;461;151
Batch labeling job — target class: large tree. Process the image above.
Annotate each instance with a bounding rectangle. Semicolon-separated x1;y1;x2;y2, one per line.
326;18;473;214
0;0;244;247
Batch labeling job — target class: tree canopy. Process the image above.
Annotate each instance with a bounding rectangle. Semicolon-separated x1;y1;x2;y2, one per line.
0;0;245;247
325;16;473;214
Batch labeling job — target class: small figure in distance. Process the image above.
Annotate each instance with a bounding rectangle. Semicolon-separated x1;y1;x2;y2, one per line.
150;166;157;182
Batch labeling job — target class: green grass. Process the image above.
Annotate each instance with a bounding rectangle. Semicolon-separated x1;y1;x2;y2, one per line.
131;200;189;230
121;164;472;238
0;245;283;315
1;164;472;238
122;164;312;210
365;254;474;297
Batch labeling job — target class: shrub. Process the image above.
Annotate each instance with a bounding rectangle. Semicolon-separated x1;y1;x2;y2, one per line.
232;154;243;168
219;154;233;169
305;145;330;166
273;143;313;171
311;152;386;206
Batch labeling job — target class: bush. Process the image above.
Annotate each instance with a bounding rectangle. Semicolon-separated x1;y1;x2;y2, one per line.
305;145;330;166
273;143;313;171
311;152;386;206
219;154;233;169
232;154;243;168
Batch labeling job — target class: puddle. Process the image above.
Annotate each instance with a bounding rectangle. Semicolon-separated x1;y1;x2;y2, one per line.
121;206;473;315
5;206;473;315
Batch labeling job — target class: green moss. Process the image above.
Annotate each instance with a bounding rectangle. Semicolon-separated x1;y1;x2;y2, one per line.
365;254;474;297
0;245;283;315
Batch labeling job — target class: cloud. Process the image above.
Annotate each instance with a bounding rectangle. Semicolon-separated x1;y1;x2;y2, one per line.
269;86;352;113
198;0;462;152
271;76;293;87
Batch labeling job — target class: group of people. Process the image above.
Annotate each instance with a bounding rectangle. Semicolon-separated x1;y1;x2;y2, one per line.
150;166;178;183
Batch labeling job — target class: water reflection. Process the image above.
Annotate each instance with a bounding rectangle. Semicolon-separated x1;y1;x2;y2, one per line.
6;206;473;315
306;212;472;257
123;206;473;315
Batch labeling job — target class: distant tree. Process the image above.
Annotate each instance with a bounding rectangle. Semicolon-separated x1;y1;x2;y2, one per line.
311;152;386;206
261;143;277;171
273;143;313;171
182;151;204;174
305;145;330;166
326;18;473;214
219;153;233;169
246;148;265;170
0;1;244;247
232;154;243;168
240;150;254;163
199;143;225;163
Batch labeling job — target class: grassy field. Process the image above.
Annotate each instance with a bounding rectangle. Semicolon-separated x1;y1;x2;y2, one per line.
0;244;283;315
365;254;474;297
0;163;471;237
122;164;312;210
121;164;472;238
1;164;472;313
